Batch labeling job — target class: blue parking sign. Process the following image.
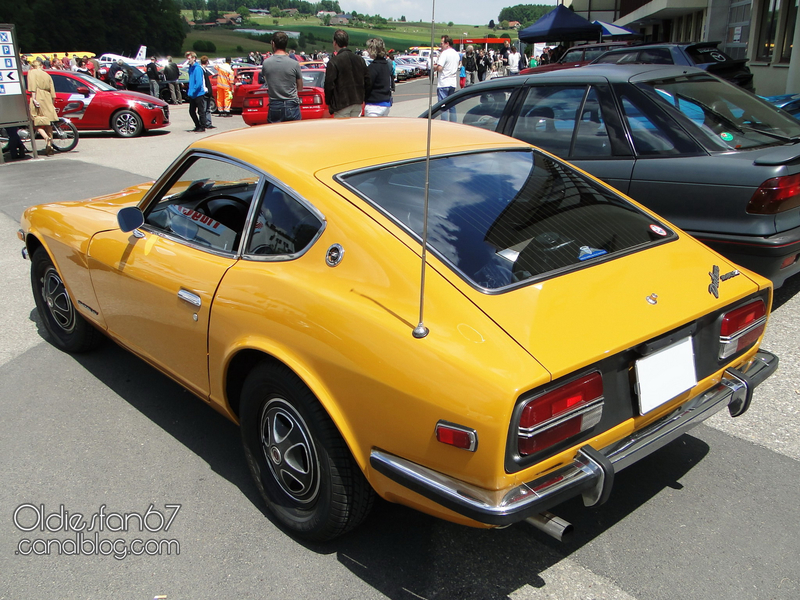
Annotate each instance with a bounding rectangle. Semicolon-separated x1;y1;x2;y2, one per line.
1;45;10;55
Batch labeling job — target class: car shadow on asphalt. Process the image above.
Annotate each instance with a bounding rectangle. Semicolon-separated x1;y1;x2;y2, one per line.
77;130;171;139
772;270;800;310
29;308;710;600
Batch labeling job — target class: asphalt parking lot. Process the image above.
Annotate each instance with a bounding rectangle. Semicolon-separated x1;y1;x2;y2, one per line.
2;91;800;600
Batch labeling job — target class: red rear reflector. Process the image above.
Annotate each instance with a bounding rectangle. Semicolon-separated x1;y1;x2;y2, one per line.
719;299;766;359
747;173;800;214
780;254;798;269
435;422;477;451
518;372;603;456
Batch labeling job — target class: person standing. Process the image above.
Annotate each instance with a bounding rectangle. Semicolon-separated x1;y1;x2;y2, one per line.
146;56;160;98
163;56;182;104
186;52;207;132
261;31;303;123
477;48;491;81
364;37;393;117
62;53;71;70
215;57;235;117
200;56;215;128
462;45;478;87
27;59;58;156
499;40;510;75
507;46;521;76
434;35;459;120
324;29;371;118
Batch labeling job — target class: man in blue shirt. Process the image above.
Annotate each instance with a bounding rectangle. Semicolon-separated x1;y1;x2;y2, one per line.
185;51;207;132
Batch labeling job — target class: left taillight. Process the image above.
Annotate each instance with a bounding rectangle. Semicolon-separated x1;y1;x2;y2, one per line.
517;372;604;456
747;173;800;214
719;298;767;359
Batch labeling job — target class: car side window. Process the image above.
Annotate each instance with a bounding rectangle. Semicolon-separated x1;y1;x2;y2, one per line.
145;156;261;254
512;86;585;157
639;48;673;64
434;89;514;131
620;96;680;155
245;183;323;256
561;49;583;62
51;74;80;94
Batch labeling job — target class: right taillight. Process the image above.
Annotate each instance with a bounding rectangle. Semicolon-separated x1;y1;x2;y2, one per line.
243;97;263;108
719;299;767;359
517;372;604;456
747;174;800;214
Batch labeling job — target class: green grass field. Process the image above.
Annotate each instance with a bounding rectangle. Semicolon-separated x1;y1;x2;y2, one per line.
182;12;516;57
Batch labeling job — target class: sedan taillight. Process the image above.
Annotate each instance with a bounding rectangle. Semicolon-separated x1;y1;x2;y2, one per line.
747;173;800;214
518;372;604;456
719;299;767;359
243;97;263;108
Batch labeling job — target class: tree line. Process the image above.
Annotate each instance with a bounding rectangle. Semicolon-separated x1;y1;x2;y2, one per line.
497;4;554;27
1;0;187;56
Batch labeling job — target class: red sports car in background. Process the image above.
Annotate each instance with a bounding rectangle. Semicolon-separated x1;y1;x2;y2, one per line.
241;69;330;125
46;70;169;137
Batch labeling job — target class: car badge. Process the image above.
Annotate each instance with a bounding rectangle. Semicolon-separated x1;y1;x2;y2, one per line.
326;244;344;267
649;224;667;236
708;265;740;298
646;294;658;305
578;246;607;261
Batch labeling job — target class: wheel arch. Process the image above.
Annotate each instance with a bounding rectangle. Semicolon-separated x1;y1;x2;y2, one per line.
222;346;367;472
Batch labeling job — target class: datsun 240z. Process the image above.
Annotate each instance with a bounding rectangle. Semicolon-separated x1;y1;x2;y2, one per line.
19;119;778;541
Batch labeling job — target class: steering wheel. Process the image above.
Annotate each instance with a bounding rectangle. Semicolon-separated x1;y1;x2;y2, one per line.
194;194;249;216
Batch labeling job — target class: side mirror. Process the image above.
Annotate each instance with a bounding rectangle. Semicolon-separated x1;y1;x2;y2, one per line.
76;86;90;97
118;206;145;233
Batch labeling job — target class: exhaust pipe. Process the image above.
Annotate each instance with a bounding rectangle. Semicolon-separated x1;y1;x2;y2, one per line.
525;511;573;542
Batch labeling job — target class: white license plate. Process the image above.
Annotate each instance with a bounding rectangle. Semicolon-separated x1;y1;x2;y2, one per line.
634;337;697;414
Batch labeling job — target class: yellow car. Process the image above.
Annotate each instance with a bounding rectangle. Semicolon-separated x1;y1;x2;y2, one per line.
19;119;778;542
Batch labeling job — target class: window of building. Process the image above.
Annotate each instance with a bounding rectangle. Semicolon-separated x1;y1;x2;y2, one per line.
756;0;782;61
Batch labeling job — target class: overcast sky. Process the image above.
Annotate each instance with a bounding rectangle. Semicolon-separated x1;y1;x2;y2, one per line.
343;0;558;27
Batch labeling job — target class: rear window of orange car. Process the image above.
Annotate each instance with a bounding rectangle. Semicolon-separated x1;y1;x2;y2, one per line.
340;149;675;291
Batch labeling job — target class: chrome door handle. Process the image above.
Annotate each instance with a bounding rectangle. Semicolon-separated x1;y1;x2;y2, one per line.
177;289;201;308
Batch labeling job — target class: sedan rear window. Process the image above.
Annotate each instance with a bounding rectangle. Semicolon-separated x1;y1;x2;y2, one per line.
340;150;673;291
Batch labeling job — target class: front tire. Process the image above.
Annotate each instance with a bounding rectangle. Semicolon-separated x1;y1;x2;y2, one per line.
30;247;103;353
51;120;79;152
112;109;144;138
240;362;374;541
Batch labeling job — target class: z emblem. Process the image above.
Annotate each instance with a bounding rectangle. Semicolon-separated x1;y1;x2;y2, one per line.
708;265;740;298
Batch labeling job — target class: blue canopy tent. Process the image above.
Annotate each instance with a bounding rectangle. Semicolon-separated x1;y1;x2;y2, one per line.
518;5;603;43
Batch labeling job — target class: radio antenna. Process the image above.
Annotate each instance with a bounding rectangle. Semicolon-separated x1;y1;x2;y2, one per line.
413;0;437;340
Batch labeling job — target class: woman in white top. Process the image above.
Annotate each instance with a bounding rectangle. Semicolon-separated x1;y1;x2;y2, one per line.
507;46;521;75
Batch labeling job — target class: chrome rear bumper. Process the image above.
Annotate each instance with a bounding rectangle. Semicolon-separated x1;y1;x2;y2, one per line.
370;349;778;526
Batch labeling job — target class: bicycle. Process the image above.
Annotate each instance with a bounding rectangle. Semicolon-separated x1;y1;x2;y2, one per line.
1;117;79;155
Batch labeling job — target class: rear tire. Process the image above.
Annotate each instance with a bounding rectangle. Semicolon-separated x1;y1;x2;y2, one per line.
30;247;103;353
240;362;374;541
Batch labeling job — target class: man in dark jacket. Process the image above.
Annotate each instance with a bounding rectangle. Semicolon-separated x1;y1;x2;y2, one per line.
163;56;182;104
146;56;160;98
324;29;371;118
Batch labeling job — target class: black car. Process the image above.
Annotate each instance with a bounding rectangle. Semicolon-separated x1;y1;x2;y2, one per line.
426;64;800;287
592;42;754;92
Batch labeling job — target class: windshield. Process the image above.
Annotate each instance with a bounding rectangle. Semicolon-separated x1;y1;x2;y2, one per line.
638;74;800;150
340;150;673;291
71;72;116;91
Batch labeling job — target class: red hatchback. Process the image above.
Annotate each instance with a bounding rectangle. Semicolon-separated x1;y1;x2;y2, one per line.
241;69;330;125
47;70;170;137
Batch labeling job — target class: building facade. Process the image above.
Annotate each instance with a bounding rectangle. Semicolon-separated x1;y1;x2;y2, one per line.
566;0;800;95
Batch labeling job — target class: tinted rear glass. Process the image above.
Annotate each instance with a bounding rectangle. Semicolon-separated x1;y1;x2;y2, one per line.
340;150;673;291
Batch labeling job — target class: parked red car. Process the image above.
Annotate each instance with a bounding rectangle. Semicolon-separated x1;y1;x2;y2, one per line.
45;70;169;137
241;69;330;125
